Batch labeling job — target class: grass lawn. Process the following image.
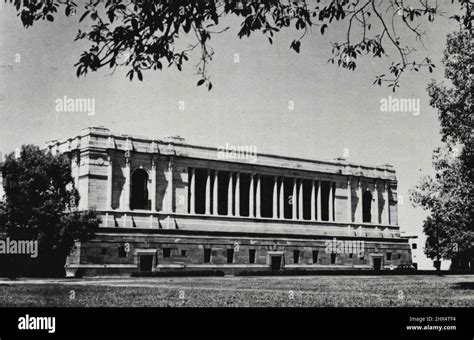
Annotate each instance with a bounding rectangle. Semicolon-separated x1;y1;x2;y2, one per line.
0;275;472;307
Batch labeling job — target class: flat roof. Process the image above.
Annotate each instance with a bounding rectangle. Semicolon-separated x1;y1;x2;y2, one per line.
47;126;398;181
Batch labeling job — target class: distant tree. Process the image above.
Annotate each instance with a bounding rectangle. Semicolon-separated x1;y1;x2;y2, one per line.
6;0;472;90
410;29;473;271
0;145;100;277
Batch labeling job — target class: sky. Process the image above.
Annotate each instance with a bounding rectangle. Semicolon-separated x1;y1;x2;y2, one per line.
0;2;461;269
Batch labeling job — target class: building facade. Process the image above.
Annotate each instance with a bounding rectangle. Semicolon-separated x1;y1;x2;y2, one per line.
46;127;411;276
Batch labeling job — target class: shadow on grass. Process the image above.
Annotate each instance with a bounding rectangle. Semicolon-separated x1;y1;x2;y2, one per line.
451;282;474;290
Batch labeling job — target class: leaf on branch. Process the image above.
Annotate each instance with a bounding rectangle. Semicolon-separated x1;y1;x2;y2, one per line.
320;24;327;35
290;40;300;53
79;10;90;23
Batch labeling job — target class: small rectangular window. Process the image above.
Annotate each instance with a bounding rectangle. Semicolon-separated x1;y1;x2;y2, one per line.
249;249;256;264
398;253;402;260
181;249;187;257
293;250;300;264
163;248;171;258
312;251;318;264
349;253;353;258
331;253;336;264
412;243;417;249
227;248;234;264
387;252;392;261
101;248;107;255
204;248;211;263
118;246;127;258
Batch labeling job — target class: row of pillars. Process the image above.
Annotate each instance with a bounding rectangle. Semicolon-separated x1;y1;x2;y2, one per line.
188;169;335;221
349;179;391;225
79;151;390;225
103;153;175;213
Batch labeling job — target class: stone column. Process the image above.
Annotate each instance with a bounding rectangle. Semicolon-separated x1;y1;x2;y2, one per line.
373;182;379;224
347;177;352;222
329;182;334;221
75;151;80;190
213;170;218;215
235;172;240;217
227;172;233;216
317;180;322;221
356;179;363;223
273;176;278;218
205;169;211;215
311;180;316;221
249;173;254;218
292;178;297;220
106;153;113;210
298;179;303;220
384;183;390;225
124;156;131;210
167;158;174;213
256;174;261;218
150;158;156;212
279;177;284;219
189;168;195;214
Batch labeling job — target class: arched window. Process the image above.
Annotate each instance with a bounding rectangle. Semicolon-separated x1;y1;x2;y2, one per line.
362;190;372;223
131;169;149;210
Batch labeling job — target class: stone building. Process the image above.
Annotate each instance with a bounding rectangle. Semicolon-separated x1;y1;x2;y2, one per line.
45;127;411;276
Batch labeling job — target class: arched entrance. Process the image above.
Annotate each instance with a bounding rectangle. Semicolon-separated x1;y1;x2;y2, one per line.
362;190;372;222
131;169;149;210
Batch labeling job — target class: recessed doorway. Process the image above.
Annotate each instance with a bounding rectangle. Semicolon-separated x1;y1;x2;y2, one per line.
271;256;282;271
139;255;153;272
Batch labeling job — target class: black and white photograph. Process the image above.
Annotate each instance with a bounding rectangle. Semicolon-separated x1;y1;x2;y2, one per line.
0;0;472;338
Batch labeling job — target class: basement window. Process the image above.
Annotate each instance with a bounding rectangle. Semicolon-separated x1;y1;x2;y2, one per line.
387;252;392;261
249;249;256;264
118;246;127;258
204;248;211;263
293;250;300;264
227;248;234;264
163;248;171;258
312;251;319;264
